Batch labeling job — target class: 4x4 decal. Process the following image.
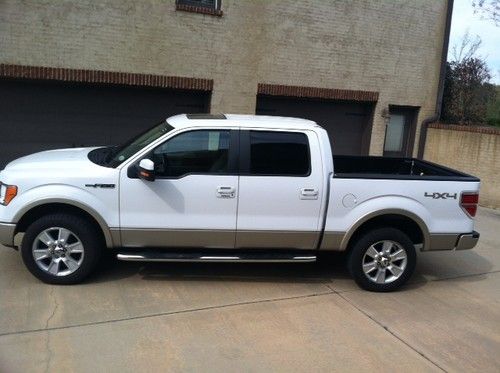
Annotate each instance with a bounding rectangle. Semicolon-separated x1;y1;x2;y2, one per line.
424;192;457;200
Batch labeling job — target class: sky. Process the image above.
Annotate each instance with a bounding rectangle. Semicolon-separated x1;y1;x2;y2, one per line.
449;0;500;84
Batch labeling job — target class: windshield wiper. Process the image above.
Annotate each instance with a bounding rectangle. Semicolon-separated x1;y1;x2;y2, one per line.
104;145;121;165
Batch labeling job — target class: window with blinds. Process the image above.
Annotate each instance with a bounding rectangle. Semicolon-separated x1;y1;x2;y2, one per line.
177;0;219;10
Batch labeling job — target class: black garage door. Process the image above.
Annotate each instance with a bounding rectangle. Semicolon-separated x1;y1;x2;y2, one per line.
256;96;374;155
0;79;209;168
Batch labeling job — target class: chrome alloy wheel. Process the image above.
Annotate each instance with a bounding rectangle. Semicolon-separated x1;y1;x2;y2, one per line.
362;240;408;284
32;227;85;277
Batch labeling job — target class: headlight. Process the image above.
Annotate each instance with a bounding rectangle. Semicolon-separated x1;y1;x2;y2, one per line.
0;182;17;206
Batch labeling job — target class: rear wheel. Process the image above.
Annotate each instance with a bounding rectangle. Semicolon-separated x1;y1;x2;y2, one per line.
21;213;102;284
348;228;416;292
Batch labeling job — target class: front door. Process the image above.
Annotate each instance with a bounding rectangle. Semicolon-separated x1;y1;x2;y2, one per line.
235;130;324;249
119;129;239;248
383;107;417;157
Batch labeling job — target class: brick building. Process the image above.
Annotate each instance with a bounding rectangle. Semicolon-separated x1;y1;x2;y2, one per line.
0;0;452;167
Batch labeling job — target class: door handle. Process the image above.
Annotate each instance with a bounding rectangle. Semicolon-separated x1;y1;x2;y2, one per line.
217;186;236;198
300;188;319;200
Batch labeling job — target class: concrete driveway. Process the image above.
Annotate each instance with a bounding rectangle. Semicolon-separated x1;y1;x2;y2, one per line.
0;207;498;372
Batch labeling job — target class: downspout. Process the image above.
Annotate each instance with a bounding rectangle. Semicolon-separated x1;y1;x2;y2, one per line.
417;0;454;159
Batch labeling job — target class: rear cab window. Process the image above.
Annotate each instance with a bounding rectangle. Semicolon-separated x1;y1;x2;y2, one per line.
241;130;311;176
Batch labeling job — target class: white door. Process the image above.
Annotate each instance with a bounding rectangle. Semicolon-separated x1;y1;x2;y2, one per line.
236;130;324;249
119;129;238;248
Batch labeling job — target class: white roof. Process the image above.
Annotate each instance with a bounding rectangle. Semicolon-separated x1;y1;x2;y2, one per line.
166;114;320;130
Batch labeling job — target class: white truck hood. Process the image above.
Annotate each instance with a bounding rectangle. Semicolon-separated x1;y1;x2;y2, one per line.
3;147;99;171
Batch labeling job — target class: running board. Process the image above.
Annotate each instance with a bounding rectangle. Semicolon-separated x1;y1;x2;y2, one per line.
116;251;317;263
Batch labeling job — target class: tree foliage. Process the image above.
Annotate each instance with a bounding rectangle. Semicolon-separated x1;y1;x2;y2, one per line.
472;0;500;26
441;33;496;125
486;85;500;126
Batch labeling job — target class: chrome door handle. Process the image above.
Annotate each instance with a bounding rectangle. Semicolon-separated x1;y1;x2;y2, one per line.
217;186;236;198
300;188;318;200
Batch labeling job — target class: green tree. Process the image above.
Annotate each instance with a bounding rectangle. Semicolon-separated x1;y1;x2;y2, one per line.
441;33;496;125
486;85;500;126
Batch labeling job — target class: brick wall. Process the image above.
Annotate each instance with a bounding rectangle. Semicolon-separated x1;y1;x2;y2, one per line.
424;124;500;208
0;0;448;156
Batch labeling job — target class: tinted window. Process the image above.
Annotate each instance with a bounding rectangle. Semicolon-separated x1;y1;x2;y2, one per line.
249;131;310;176
152;130;230;177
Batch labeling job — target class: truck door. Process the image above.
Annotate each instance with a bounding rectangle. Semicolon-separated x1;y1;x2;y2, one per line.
235;130;323;249
119;129;239;248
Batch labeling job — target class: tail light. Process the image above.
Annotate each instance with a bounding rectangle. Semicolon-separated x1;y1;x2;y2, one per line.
460;192;479;218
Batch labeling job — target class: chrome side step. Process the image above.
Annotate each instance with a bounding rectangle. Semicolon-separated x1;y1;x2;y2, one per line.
116;251;317;263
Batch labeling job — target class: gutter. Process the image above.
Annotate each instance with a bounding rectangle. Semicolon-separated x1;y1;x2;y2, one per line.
417;0;454;159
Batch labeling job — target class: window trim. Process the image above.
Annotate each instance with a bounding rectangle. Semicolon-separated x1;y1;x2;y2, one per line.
239;130;312;177
128;129;239;179
175;0;223;17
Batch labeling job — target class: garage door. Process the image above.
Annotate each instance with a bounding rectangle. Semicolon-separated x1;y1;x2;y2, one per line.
0;79;209;168
256;95;373;155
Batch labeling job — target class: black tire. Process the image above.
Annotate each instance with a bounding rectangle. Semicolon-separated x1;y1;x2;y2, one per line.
21;213;102;284
347;228;416;292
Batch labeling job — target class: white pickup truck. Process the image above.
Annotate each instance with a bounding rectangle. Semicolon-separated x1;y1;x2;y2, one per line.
0;114;480;291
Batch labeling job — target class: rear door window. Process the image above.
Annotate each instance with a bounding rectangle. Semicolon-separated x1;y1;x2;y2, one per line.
248;131;310;176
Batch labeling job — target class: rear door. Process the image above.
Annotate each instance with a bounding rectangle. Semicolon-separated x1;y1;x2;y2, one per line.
235;130;324;249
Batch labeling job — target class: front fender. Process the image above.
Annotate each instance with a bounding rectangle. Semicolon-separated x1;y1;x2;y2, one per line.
3;184;117;248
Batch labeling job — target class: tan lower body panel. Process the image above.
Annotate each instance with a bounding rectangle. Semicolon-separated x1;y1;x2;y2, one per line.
114;228;465;252
319;231;345;251
320;231;463;252
425;233;460;251
235;231;318;250
119;229;319;250
120;229;235;249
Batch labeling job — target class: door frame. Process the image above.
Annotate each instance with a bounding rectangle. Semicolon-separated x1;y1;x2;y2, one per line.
383;105;419;157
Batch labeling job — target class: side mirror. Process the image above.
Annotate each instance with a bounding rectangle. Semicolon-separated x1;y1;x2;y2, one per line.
138;159;155;181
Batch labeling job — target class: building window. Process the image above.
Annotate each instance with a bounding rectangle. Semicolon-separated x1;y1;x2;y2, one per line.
176;0;223;16
383;106;419;158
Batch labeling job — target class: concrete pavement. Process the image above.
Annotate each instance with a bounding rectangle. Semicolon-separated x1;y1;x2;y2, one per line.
0;207;499;372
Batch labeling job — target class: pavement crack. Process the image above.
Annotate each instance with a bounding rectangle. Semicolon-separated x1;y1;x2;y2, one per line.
43;287;58;373
334;290;447;373
45;287;59;329
0;290;334;338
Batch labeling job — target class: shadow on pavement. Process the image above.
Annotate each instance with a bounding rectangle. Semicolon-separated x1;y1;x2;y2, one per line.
88;249;495;292
89;252;350;285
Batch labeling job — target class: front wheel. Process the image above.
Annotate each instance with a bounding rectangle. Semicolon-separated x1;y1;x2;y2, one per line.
21;213;102;284
347;228;416;292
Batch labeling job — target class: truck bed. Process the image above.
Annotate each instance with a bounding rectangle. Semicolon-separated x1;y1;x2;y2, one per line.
332;156;479;182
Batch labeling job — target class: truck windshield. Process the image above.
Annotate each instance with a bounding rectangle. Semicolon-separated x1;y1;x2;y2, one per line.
105;121;174;167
